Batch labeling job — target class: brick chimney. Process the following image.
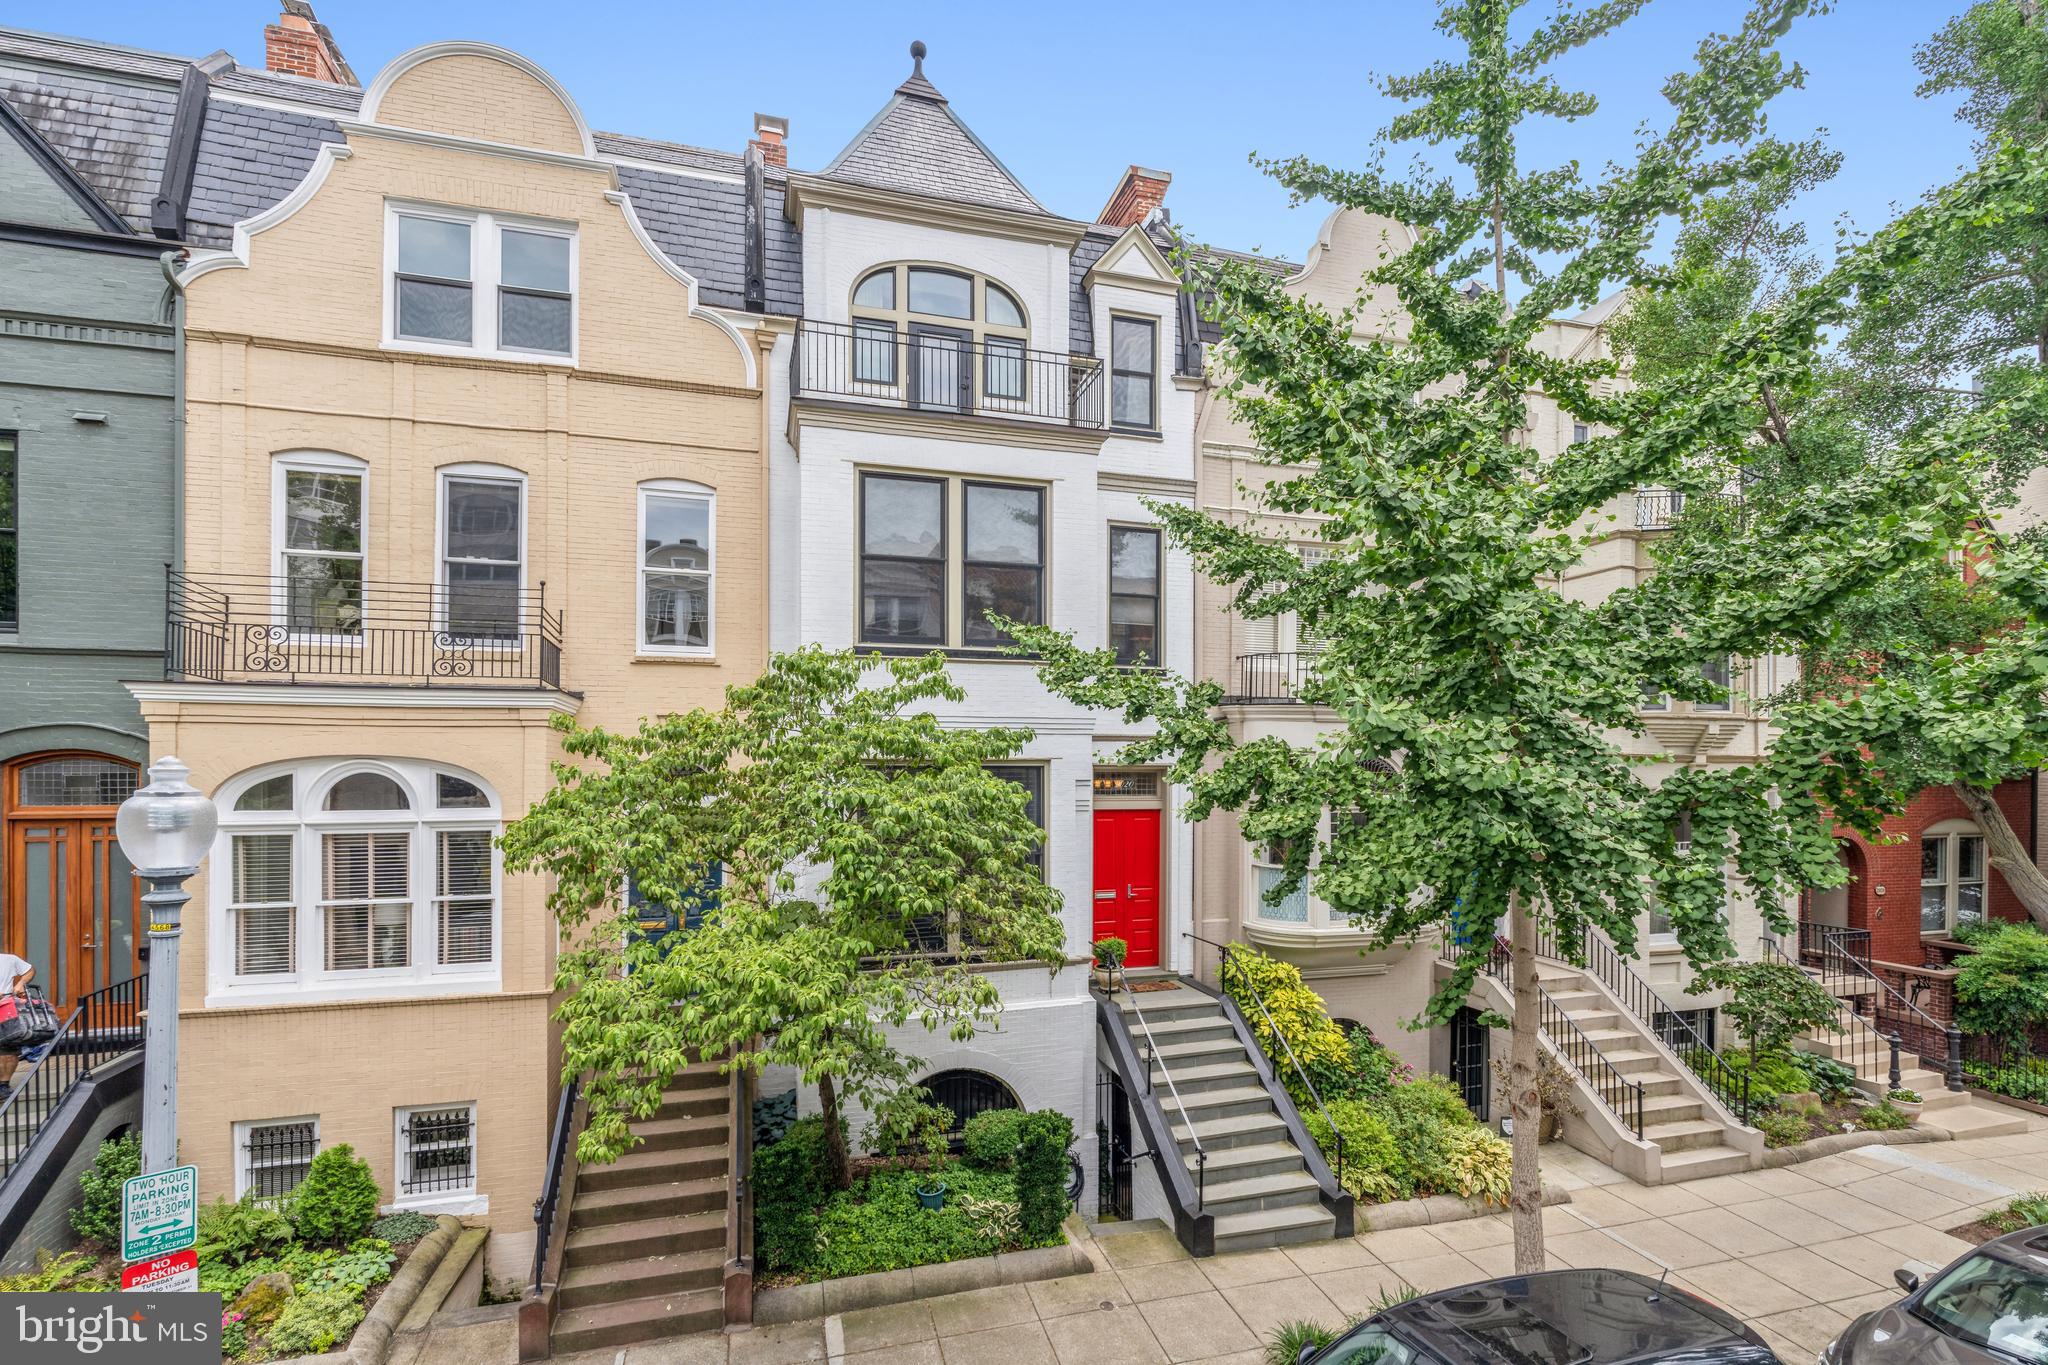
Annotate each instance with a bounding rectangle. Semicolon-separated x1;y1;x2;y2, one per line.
1098;166;1171;228
265;1;357;86
750;113;789;169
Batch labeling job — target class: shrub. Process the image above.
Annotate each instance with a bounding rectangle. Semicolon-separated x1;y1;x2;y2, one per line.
1303;1099;1403;1204
1695;960;1841;1063
808;1165;1034;1279
1756;1109;1811;1148
1970;1054;2048;1104
1092;937;1129;968
288;1237;395;1294
1955;924;2048;1044
1266;1319;1341;1365
753;1116;833;1274
70;1132;140;1243
1347;1029;1412;1101
1222;948;1357;1106
957;1190;1022;1243
1704;1046;1808;1109
266;1285;366;1357
1983;1192;2048;1234
198;1254;282;1300
1369;1075;1476;1196
1786;1051;1861;1104
1442;1127;1512;1207
369;1210;438;1244
220;1312;248;1359
1014;1109;1072;1242
961;1109;1027;1170
196;1193;296;1266
1888;1089;1922;1104
1858;1100;1911;1131
292;1144;381;1244
0;1250;114;1292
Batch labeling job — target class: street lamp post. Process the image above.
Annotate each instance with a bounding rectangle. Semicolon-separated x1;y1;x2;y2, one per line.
115;756;218;1175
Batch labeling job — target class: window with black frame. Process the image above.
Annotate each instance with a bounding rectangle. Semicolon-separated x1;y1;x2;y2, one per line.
399;1104;476;1195
963;483;1043;646
860;473;945;644
1110;316;1156;430
241;1118;318;1203
1109;525;1161;665
906;765;1044;955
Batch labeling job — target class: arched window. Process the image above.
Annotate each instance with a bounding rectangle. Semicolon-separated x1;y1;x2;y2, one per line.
211;759;501;1002
848;265;1031;404
921;1069;1020;1134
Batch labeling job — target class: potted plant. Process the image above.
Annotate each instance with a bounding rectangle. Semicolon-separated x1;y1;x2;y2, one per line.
1092;938;1129;992
1888;1088;1924;1121
1493;1054;1583;1143
915;1116;951;1211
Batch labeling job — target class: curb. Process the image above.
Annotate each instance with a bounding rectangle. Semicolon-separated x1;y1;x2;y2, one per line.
752;1223;1094;1326
265;1214;465;1365
1757;1126;1944;1167
1358;1183;1571;1233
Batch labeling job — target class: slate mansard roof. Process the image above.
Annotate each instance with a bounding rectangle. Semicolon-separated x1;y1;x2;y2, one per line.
821;53;1046;217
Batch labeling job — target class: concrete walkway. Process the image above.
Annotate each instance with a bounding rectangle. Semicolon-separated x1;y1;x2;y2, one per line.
404;1114;2048;1365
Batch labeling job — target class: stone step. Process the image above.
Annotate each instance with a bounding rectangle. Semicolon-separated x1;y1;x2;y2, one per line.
1171;1084;1276;1125
564;1177;727;1249
1212;1201;1337;1255
575;1126;729;1195
1116;988;1220;1023
1644;1118;1726;1153
1916;1102;2030;1140
1150;1036;1252;1070
552;1286;724;1354
570;1176;730;1230
1572;1028;1640;1049
1151;1060;1262;1095
1137;1014;1239;1046
1197;1168;1324;1220
1189;1141;1309;1184
1561;1009;1620;1032
558;1247;725;1311
1632;1071;1687;1099
1173;1110;1290;1153
628;1113;732;1152
1658;1144;1753;1182
1598;1049;1665;1076
1640;1093;1705;1124
652;1088;731;1122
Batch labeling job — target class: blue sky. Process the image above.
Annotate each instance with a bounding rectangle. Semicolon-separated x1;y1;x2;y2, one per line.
11;1;1983;266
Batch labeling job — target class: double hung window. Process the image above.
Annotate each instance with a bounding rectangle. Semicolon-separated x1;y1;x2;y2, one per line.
441;471;523;639
1110;317;1157;430
1922;828;1987;934
389;206;576;360
638;483;714;653
276;455;366;635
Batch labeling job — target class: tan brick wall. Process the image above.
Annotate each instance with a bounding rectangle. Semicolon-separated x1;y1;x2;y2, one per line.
373;53;586;156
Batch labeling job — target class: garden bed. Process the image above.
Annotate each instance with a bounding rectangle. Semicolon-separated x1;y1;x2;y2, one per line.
1946;1193;2048;1247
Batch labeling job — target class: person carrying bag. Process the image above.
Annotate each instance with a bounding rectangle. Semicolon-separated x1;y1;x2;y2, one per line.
0;951;35;1098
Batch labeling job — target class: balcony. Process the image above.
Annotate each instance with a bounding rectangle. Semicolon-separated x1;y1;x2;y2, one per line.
790;319;1105;429
164;571;564;690
1227;651;1319;703
1634;487;1746;532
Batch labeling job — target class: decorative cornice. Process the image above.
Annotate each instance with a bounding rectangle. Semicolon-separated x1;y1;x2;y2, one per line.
1083;223;1181;295
783;172;1086;248
335;119;619;187
124;680;582;712
791;397;1107;456
179;141;352;284
1097;471;1196;498
0;310;173;350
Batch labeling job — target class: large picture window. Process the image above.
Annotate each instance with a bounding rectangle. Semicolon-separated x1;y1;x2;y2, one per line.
1109;526;1162;666
638;482;714;654
859;472;1044;650
210;760;501;1003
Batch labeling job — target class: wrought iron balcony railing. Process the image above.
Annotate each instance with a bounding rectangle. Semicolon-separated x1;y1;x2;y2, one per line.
1634;487;1747;532
165;570;564;689
790;318;1105;428
1227;651;1319;703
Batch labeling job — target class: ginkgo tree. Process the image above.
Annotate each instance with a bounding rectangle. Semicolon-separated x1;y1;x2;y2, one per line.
1007;0;2048;1271
500;648;1066;1189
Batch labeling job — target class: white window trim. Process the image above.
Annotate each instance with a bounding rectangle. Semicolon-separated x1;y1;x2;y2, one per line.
234;1115;320;1201
272;451;369;643
435;463;529;643
636;480;716;658
382;201;579;365
1920;820;1987;937
207;758;502;1007
389;1102;486;1215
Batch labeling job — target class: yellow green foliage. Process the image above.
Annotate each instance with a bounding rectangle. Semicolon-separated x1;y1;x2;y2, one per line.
1222;949;1354;1105
1442;1127;1512;1207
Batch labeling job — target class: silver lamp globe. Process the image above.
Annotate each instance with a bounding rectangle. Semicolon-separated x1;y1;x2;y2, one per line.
115;756;218;872
115;755;218;1174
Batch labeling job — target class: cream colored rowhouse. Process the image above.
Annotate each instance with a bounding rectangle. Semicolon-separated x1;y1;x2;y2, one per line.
129;42;771;1277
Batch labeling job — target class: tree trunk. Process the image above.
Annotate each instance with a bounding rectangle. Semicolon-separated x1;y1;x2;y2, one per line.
1507;894;1546;1274
1951;781;2048;928
817;1072;853;1191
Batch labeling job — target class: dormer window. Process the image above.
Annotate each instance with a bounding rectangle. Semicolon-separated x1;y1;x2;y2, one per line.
848;265;1031;407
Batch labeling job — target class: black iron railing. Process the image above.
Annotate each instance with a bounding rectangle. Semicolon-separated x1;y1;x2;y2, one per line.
530;1075;580;1294
791;319;1105;427
166;570;564;689
1553;927;1755;1124
1798;922;1871;968
0;977;145;1183
1762;933;1964;1091
1473;942;1646;1139
1961;1032;2048;1107
1229;652;1319;702
1634;488;1747;533
1105;961;1209;1208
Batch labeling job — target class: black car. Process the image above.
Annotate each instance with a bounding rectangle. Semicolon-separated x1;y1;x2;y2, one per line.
1821;1223;2048;1363
1299;1268;1779;1365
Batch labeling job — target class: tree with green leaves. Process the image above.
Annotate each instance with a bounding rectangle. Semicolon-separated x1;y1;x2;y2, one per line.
499;648;1066;1189
1006;0;2048;1270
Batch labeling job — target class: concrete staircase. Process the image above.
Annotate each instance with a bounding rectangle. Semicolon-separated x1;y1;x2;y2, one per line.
1793;1009;2028;1140
1115;983;1338;1253
550;1062;731;1353
1536;964;1753;1182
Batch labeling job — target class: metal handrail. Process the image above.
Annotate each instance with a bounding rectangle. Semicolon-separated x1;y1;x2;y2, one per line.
1106;961;1208;1208
1764;931;1963;1090
1552;927;1755;1125
0;977;146;1183
1475;943;1646;1139
529;1075;581;1294
1185;930;1345;1189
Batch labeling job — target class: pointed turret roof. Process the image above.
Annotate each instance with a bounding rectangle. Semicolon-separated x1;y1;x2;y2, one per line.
821;41;1046;216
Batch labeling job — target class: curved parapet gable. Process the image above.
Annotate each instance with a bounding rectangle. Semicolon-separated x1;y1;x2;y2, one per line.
358;40;595;159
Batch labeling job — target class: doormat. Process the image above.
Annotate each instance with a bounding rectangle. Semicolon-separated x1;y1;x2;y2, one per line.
1128;980;1182;993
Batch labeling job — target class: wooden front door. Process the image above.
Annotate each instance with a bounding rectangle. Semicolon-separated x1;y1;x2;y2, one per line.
3;754;142;1013
1092;808;1161;969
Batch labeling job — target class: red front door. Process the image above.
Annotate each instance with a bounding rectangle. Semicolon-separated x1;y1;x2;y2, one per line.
1093;808;1161;969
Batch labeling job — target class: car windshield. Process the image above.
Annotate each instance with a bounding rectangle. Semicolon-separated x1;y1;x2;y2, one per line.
1320;1326;1426;1365
1916;1251;2048;1363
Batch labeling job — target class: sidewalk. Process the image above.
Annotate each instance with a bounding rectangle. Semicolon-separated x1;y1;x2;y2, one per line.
408;1113;2048;1365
